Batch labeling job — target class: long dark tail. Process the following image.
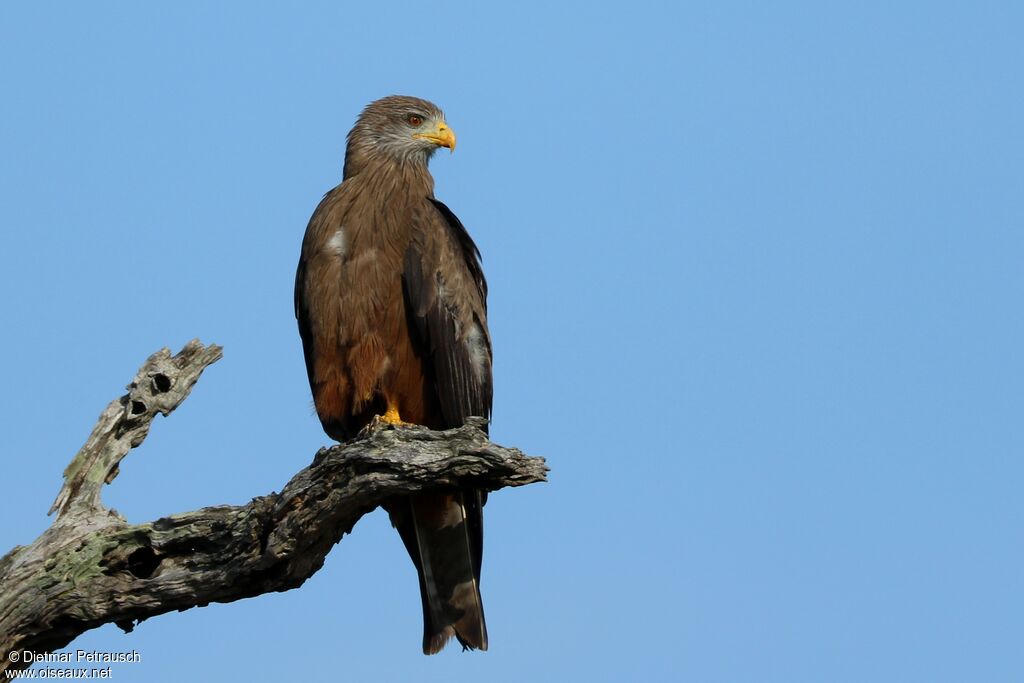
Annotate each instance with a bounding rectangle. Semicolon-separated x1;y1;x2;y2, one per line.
389;489;487;654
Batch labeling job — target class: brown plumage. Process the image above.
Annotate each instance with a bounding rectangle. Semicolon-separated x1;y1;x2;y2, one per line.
294;96;492;654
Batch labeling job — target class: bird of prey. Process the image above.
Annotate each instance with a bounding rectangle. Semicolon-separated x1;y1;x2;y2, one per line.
294;96;492;654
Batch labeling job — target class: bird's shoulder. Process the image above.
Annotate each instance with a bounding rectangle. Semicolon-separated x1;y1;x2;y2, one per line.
301;184;350;252
411;198;487;303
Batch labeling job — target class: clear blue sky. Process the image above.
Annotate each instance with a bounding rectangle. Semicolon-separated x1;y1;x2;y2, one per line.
2;2;1021;681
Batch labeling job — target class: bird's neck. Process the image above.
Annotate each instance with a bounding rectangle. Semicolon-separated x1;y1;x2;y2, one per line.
343;145;435;195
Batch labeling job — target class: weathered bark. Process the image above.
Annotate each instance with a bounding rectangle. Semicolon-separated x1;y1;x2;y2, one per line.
0;341;547;674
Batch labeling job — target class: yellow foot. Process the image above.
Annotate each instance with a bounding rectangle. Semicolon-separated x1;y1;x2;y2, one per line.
378;404;412;427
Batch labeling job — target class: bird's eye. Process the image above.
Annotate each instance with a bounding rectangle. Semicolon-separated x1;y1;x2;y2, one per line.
407;114;423;126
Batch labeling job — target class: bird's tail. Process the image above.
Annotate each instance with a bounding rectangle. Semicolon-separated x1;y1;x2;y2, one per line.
389;489;488;654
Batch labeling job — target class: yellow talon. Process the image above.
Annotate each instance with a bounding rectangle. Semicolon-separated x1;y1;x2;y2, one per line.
381;404;407;426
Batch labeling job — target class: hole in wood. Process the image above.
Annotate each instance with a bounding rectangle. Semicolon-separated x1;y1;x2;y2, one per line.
131;400;146;415
152;373;172;393
127;547;160;579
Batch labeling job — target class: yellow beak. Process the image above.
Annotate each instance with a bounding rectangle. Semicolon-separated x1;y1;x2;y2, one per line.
414;121;457;152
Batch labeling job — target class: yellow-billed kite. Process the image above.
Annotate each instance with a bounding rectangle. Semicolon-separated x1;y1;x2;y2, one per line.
295;96;491;654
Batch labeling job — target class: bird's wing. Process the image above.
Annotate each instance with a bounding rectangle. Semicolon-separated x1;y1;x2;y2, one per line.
294;188;358;439
295;193;329;395
403;198;492;430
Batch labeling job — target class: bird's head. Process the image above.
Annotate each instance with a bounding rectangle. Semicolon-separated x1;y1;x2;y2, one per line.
344;95;456;176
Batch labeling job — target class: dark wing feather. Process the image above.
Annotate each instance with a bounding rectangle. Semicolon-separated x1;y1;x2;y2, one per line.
428;199;488;305
294;256;317;393
403;199;492;431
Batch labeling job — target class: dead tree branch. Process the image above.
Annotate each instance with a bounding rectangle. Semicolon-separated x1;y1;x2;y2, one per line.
0;340;547;674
